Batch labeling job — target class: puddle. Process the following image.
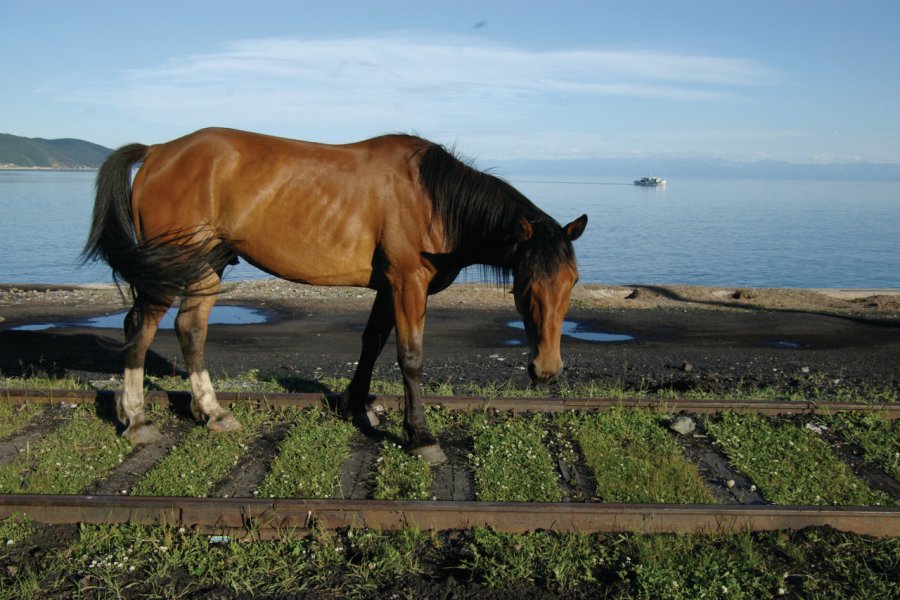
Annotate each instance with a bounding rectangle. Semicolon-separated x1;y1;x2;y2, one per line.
773;340;803;349
12;305;269;331
507;320;634;343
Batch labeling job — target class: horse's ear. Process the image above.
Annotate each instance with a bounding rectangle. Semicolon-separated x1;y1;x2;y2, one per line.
513;216;533;242
564;214;588;241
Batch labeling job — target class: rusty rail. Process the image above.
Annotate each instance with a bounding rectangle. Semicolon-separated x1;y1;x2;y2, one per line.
3;388;898;418
1;494;897;538
2;388;897;537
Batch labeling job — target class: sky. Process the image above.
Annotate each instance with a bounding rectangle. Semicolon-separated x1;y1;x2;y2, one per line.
2;0;899;164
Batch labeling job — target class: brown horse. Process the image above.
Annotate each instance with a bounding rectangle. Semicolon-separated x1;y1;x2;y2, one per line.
84;128;586;464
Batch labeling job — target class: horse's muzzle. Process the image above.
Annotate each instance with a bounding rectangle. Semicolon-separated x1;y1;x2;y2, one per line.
528;359;563;383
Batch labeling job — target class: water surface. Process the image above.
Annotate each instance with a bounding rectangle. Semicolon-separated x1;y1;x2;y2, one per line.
2;170;898;288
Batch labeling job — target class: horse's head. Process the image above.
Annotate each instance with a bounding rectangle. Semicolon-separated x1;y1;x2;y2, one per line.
511;214;587;383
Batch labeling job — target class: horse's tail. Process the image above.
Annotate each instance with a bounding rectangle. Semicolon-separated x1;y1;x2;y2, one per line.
82;144;235;307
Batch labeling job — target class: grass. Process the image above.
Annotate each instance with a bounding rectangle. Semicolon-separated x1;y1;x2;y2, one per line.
470;412;563;503
1;523;896;599
825;410;899;479
617;532;780;598
344;528;431;592
371;406;456;501
704;411;895;506
373;416;435;501
464;528;603;590
0;402;42;440
0;373;89;391
2;523;897;599
0;404;131;495
132;404;269;497
255;407;355;498
0;373;897;597
0;514;35;547
1;523;347;599
558;408;715;504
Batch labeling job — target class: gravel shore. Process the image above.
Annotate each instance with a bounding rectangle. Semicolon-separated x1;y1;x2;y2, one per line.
1;281;898;398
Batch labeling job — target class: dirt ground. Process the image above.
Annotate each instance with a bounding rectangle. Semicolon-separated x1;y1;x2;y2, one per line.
1;280;898;397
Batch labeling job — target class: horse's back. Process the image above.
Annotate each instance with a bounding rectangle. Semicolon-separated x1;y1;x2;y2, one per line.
131;128;435;287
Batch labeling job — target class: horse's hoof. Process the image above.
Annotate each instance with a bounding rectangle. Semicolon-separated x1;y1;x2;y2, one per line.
355;408;380;428
207;411;242;432
411;444;448;466
123;423;162;446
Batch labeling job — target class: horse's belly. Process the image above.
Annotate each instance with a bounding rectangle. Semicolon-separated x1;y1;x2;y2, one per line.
234;230;377;287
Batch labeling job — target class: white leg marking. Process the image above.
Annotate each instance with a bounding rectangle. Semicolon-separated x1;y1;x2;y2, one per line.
189;369;222;420
121;367;145;426
189;369;242;433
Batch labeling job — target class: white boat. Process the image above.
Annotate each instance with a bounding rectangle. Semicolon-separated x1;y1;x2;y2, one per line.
634;176;666;186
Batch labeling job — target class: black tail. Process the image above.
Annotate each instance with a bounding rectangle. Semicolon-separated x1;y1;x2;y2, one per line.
82;144;236;307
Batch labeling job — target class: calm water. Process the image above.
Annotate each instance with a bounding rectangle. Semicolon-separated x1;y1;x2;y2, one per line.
1;170;898;288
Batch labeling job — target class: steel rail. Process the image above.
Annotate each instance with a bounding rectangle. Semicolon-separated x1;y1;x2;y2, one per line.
2;388;898;418
0;494;897;538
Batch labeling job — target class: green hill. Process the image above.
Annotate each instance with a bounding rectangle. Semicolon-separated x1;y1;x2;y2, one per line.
0;133;112;168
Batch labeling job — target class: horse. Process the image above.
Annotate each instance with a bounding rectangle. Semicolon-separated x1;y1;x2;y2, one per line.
83;127;586;465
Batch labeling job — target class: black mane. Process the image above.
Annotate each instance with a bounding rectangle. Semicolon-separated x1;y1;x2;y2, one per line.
417;143;575;282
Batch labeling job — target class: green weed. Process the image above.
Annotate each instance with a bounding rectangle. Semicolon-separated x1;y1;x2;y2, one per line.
0;402;41;440
0;404;130;495
372;407;457;501
0;373;88;391
783;529;899;598
470;413;563;502
374;428;433;501
345;528;430;592
559;408;715;503
0;515;35;550
465;528;603;589
704;412;895;506
256;408;354;498
616;532;782;598
826;411;899;479
132;404;268;497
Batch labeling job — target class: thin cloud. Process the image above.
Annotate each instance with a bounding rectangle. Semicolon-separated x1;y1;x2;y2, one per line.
55;33;777;153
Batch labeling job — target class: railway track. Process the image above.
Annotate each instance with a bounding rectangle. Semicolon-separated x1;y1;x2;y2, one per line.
1;388;897;539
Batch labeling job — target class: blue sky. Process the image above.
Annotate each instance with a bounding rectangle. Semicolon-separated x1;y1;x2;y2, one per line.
3;0;899;163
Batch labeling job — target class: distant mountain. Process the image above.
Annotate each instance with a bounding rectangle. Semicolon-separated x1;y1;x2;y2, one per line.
0;133;112;169
491;156;900;182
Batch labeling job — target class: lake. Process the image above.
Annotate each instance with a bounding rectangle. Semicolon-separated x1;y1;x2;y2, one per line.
1;169;898;288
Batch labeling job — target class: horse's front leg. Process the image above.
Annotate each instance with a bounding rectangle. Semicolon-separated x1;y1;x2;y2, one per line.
341;288;394;428
391;276;447;465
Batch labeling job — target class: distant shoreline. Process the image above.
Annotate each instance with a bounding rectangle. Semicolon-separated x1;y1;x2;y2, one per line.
0;166;97;172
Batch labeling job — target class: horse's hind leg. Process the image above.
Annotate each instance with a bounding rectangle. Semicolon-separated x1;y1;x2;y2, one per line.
175;273;241;432
120;297;171;445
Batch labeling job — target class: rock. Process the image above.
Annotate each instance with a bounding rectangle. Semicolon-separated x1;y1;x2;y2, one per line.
726;479;736;489
669;415;696;435
801;366;810;374
805;422;826;435
681;361;694;373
